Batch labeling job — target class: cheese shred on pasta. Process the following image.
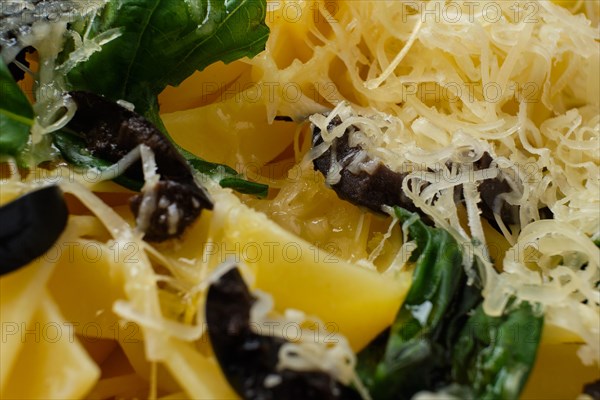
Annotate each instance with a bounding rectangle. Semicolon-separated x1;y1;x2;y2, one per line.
247;0;599;365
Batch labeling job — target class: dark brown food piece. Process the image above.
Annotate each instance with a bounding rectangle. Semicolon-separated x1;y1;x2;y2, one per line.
67;91;212;242
206;267;362;400
473;152;519;226
312;118;551;228
312;119;420;215
129;180;208;242
68;91;194;181
584;380;600;400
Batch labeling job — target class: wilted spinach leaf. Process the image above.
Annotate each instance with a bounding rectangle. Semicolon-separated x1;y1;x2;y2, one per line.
453;301;543;399
357;207;466;399
357;208;543;400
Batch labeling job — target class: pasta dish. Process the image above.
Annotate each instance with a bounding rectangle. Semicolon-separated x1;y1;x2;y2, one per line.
0;0;599;399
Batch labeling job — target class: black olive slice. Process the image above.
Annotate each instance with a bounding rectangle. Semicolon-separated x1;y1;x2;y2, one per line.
583;379;600;400
0;185;68;275
205;267;362;400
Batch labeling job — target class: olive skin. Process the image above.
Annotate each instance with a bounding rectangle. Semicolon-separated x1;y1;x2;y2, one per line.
0;185;68;275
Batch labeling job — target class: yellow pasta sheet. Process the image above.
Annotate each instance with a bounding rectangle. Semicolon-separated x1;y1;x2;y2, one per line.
1;292;99;399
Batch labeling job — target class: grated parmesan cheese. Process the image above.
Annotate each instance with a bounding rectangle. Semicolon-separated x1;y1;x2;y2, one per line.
256;0;600;364
135;145;161;235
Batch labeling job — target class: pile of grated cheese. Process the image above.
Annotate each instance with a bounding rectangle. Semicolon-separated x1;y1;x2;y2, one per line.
249;0;600;364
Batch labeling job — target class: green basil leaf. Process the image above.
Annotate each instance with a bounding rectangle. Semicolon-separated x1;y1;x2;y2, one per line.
66;0;269;113
59;1;270;197
0;60;33;159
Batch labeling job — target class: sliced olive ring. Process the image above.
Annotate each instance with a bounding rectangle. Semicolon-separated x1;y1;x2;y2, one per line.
0;185;68;276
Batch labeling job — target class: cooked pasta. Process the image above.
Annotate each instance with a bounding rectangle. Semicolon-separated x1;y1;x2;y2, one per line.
1;1;599;399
